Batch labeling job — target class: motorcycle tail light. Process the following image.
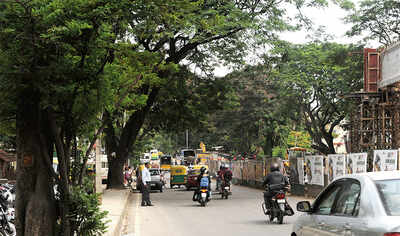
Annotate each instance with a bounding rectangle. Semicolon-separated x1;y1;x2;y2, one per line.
276;193;285;199
385;233;400;236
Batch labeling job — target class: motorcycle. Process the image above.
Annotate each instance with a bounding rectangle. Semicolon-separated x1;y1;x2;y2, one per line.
197;187;210;207
220;180;231;199
0;196;15;236
262;185;294;224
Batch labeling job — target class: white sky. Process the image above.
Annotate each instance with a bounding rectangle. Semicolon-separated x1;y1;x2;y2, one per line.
213;1;380;77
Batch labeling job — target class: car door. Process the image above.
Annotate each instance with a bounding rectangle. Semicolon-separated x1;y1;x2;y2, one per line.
300;181;346;236
328;179;369;236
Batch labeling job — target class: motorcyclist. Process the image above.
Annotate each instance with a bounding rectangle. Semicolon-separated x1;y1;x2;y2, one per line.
221;164;232;191
192;167;211;201
262;163;290;209
216;165;224;191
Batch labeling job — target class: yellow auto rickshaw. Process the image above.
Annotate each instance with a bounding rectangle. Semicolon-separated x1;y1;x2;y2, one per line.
170;165;187;188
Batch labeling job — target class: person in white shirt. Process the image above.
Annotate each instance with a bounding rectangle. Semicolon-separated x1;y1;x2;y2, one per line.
141;163;153;206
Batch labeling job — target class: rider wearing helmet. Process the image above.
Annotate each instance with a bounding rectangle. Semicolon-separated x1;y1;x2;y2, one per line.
262;162;290;209
192;167;211;201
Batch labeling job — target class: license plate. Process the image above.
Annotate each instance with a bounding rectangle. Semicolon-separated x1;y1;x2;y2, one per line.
150;183;155;186
277;199;285;203
224;187;230;190
201;193;207;198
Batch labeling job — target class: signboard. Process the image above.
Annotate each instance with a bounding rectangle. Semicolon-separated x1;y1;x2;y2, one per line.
380;42;400;88
297;158;304;185
346;153;368;174
373;150;398;172
305;155;324;186
327;154;346;183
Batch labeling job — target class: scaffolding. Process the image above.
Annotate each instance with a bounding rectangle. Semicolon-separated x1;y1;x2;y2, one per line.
347;88;400;153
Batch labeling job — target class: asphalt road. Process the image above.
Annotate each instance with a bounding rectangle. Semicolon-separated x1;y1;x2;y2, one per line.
121;183;308;236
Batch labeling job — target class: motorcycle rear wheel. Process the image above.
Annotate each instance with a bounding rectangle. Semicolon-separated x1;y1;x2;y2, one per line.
278;211;284;224
268;210;274;222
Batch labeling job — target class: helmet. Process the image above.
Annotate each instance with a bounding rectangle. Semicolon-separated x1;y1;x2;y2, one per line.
270;163;280;172
200;167;206;174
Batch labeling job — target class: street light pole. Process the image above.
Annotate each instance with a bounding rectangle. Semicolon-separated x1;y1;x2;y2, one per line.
186;129;189;149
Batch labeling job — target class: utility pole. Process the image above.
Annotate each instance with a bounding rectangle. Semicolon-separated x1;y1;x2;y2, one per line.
186;129;189;149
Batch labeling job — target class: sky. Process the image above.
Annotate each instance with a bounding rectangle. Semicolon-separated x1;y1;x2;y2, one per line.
212;1;379;77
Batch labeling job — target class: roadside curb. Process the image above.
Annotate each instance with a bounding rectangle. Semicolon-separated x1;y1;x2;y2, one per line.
100;189;131;236
113;190;130;236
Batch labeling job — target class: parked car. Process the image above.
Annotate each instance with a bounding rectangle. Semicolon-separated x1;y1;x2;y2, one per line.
292;171;400;236
148;168;164;192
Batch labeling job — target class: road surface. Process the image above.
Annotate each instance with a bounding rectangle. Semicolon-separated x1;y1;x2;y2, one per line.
121;184;308;236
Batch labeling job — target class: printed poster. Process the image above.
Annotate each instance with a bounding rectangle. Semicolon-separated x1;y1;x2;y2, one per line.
373;150;398;172
346;153;367;174
297;158;304;185
305;155;324;186
327;154;346;183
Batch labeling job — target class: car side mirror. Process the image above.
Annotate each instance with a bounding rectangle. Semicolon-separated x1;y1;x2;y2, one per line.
297;201;312;213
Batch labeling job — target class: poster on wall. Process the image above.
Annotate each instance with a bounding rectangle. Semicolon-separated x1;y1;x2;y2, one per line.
346;153;367;174
373;150;398;172
297;158;304;185
327;154;346;183
304;156;324;186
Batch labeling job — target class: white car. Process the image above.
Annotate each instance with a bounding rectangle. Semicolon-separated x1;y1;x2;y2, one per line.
148;168;164;192
292;171;400;236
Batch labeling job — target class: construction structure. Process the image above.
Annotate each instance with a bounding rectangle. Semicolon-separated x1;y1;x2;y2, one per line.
346;43;400;153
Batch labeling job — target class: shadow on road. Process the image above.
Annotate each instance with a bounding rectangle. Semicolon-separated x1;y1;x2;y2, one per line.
243;220;269;225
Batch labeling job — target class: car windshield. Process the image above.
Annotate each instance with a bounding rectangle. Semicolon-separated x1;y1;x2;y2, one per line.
183;150;195;157
375;179;400;216
150;170;160;176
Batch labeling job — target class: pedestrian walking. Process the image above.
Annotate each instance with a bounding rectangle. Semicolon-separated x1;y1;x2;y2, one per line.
141;162;153;206
123;166;129;186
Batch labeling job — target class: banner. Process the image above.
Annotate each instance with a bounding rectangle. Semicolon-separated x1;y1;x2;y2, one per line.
297;158;304;185
305;155;324;186
327;154;346;183
346;153;367;174
373;150;398;172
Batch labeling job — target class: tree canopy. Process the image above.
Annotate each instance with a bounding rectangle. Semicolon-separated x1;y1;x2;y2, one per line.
344;0;400;46
270;41;363;154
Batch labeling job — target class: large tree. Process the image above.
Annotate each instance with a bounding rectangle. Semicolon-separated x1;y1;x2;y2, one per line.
270;41;363;154
104;0;328;188
0;0;131;235
344;0;400;46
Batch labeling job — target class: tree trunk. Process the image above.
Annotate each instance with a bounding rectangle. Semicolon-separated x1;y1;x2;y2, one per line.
106;157;125;189
104;88;160;189
263;132;274;158
16;90;56;236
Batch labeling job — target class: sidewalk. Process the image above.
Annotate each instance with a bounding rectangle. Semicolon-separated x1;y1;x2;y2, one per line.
100;189;131;236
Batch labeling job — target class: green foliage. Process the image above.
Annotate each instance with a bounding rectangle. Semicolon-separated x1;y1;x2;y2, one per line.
183;64;294;156
343;0;400;45
287;131;312;149
68;178;109;236
270;41;363;154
